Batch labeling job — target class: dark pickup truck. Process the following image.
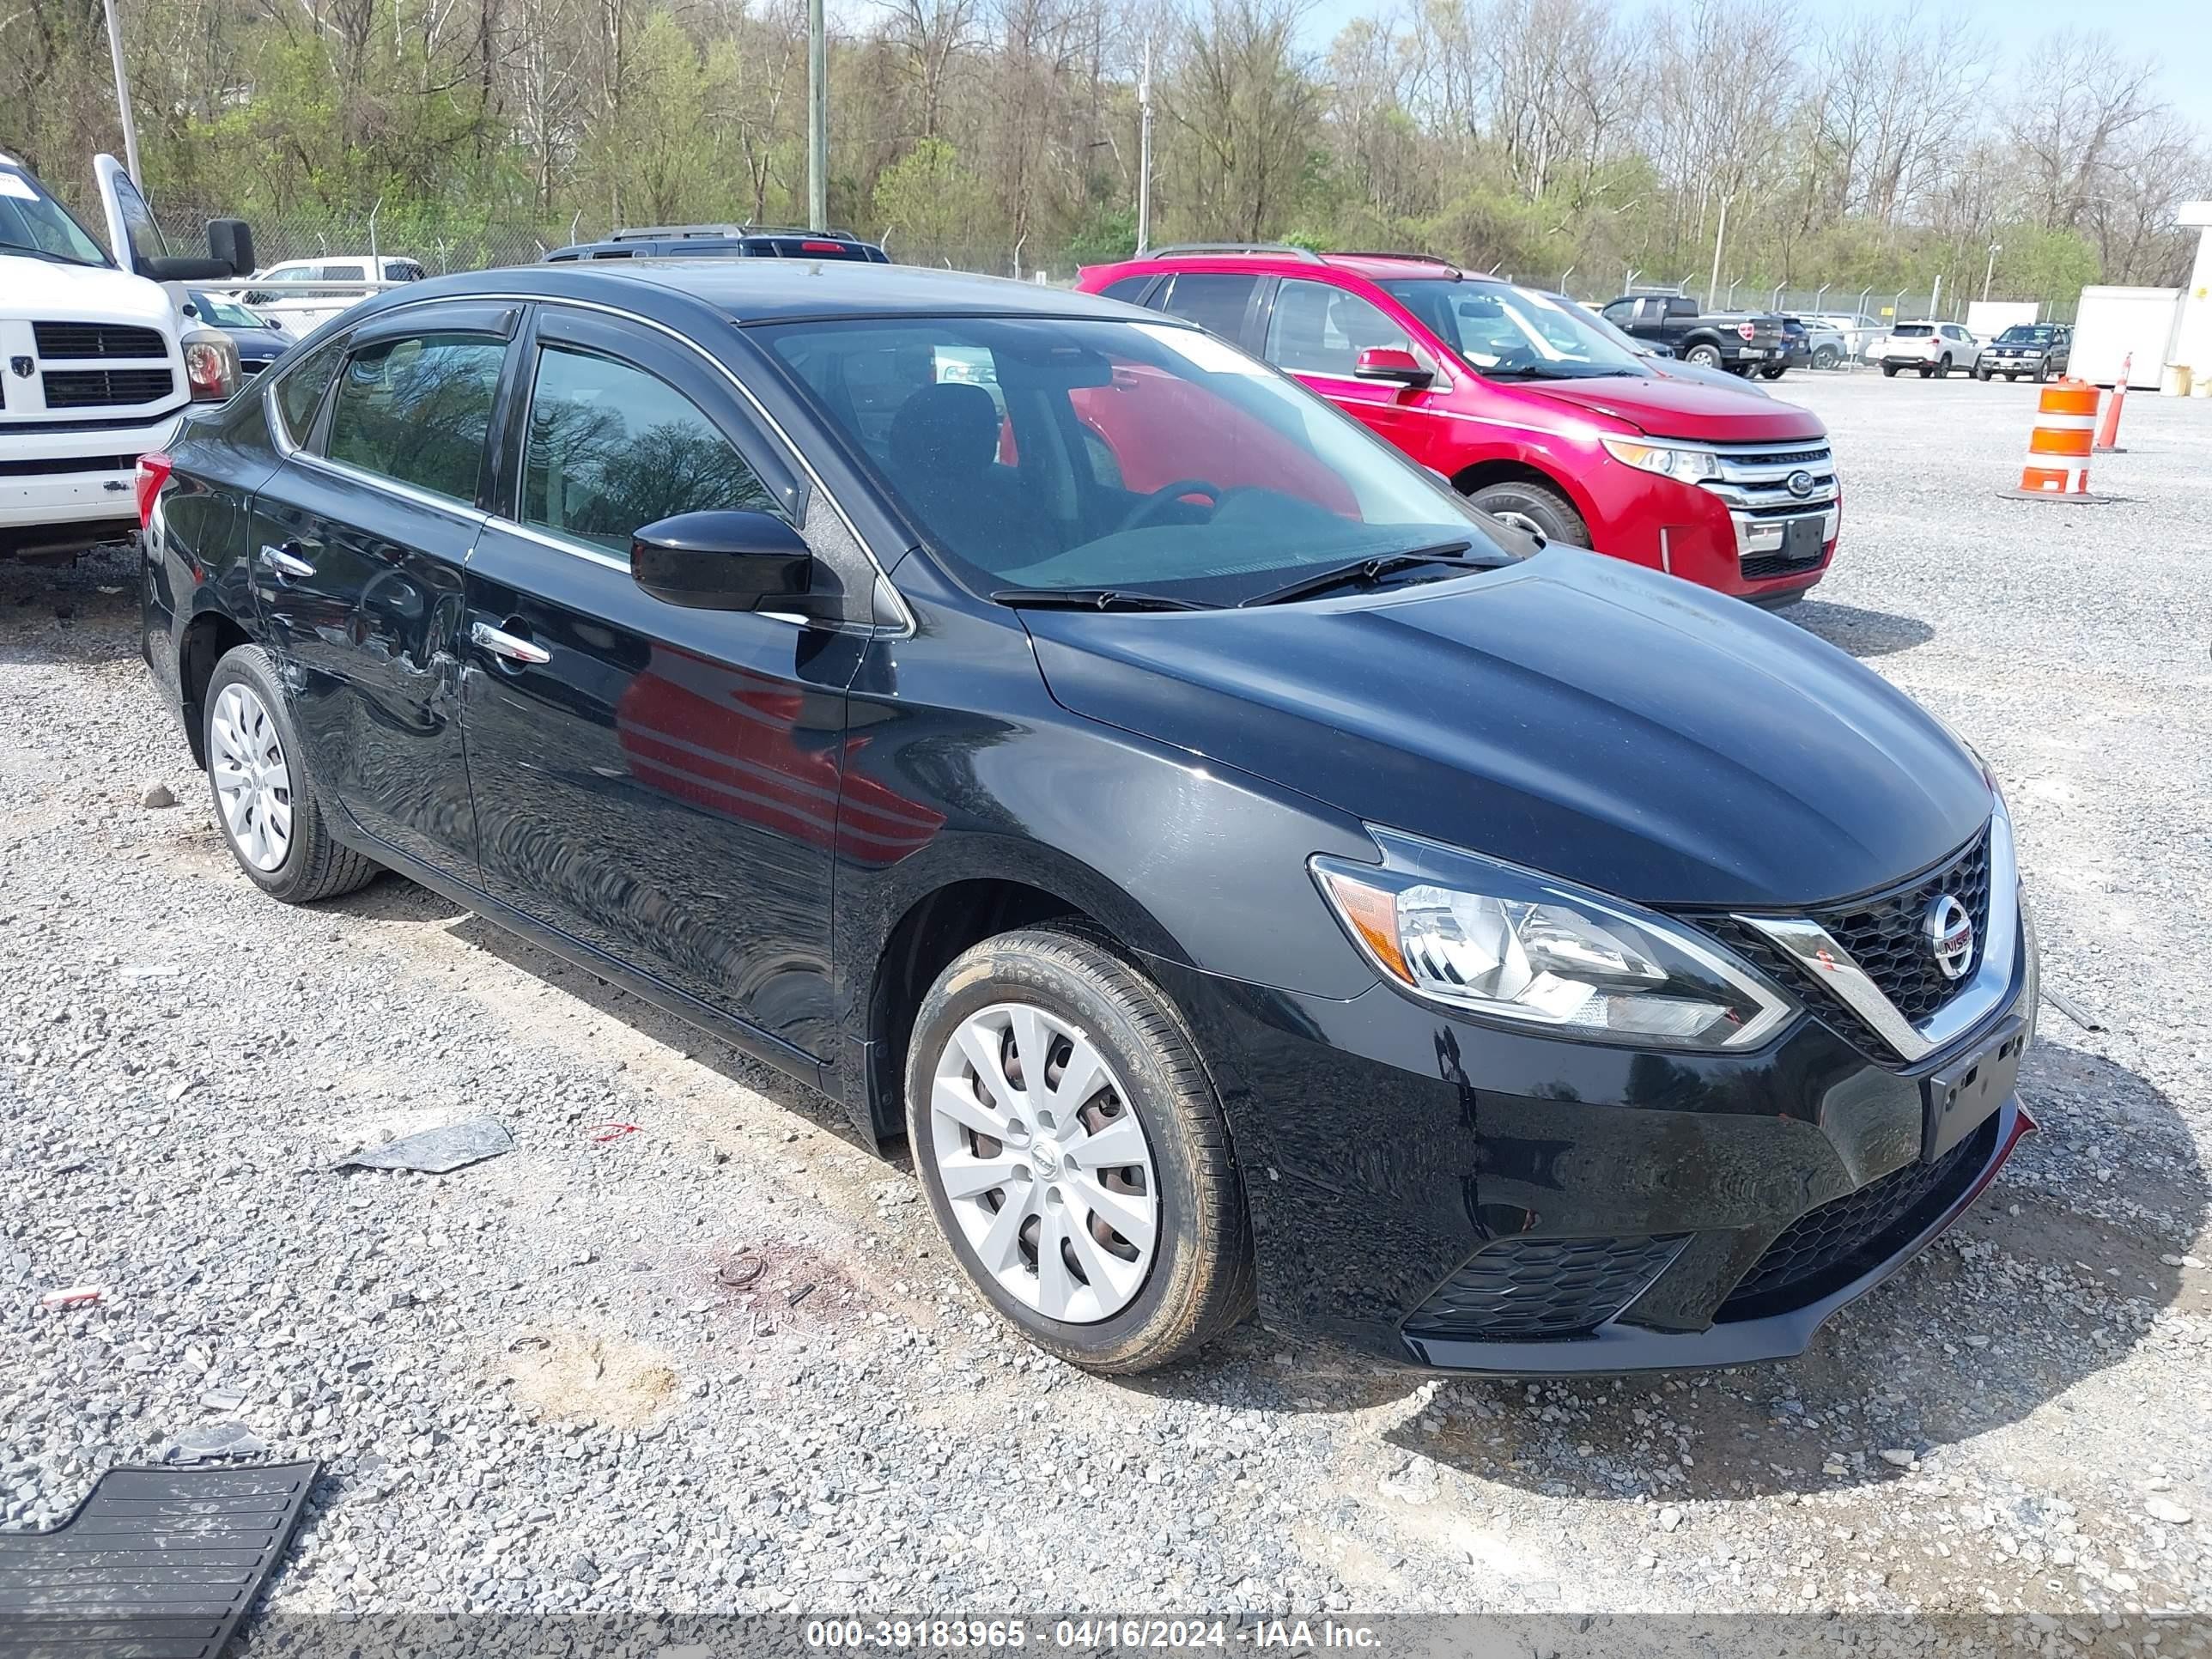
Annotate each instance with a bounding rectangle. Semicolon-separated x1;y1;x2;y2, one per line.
1599;294;1789;375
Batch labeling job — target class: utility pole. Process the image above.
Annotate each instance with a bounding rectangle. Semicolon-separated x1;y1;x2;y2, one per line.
101;0;143;183
806;0;828;231
1930;270;1943;320
1982;242;2002;302
1135;39;1153;255
1707;193;1730;311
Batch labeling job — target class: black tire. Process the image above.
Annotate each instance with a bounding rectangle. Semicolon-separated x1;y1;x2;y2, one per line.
202;644;380;903
1975;365;1992;381
1917;364;1935;379
1812;345;1839;370
2007;373;2020;382
1465;478;1588;547
1758;364;1786;380
2034;359;2051;383
1881;364;1900;377
1683;342;1723;368
905;924;1255;1374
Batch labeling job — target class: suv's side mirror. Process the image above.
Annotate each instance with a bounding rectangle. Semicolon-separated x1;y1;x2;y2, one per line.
1354;347;1433;388
207;219;256;278
631;509;812;611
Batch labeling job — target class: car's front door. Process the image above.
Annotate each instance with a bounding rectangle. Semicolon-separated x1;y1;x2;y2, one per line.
249;301;514;876
1258;277;1443;460
460;304;866;1061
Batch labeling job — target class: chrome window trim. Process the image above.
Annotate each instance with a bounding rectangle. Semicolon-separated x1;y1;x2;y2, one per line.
260;289;914;634
1734;803;2020;1065
264;379;491;524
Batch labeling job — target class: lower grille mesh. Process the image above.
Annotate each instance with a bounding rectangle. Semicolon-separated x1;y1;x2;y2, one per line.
1407;1234;1688;1341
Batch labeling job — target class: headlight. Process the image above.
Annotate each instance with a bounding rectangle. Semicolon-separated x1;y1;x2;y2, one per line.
1312;830;1794;1049
1600;435;1723;485
181;327;241;401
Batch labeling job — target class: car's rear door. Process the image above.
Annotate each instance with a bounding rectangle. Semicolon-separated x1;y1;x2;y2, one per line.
460;303;868;1063
248;299;515;877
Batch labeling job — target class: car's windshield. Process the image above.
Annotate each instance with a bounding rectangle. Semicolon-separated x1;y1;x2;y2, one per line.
1382;279;1647;380
0;167;112;267
1996;325;2057;343
764;315;1504;605
188;290;268;329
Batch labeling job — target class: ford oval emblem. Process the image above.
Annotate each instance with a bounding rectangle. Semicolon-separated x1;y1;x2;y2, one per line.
1925;893;1975;981
1785;469;1816;498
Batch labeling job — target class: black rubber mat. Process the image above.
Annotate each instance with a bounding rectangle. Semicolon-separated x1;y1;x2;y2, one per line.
0;1462;317;1659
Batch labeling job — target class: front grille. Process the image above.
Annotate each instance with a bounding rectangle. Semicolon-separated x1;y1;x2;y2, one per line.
1717;1114;1997;1318
40;368;175;409
1688;827;1992;1058
1741;544;1826;580
33;321;169;360
1406;1234;1688;1341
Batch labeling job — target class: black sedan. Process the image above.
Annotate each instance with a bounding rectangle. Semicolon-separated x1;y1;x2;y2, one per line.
1977;323;2070;381
133;261;2037;1376
183;288;298;377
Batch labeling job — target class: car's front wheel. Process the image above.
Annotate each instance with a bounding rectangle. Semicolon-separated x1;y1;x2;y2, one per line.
1466;479;1588;547
203;645;379;903
906;925;1255;1374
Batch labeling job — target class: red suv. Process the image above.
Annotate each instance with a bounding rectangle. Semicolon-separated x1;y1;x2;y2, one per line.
1077;246;1840;604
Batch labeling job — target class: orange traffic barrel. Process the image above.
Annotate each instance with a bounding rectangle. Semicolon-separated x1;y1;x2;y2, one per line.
2004;378;2113;502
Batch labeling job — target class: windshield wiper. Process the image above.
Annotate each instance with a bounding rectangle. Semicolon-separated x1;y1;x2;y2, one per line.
1237;541;1497;607
991;586;1211;612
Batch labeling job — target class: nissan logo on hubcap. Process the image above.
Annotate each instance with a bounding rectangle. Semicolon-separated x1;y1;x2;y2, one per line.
1785;469;1816;498
1925;894;1974;981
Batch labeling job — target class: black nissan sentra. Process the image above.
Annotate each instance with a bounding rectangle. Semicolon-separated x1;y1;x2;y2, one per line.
137;261;2036;1375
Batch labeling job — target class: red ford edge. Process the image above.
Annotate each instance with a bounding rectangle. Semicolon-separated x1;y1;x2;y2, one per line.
1077;247;1840;605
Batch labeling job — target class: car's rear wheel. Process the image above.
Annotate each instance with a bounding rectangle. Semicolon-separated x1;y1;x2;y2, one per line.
1683;343;1723;368
1882;364;1900;377
1812;345;1839;370
204;645;379;903
905;924;1255;1374
1758;364;1786;380
1466;479;1587;548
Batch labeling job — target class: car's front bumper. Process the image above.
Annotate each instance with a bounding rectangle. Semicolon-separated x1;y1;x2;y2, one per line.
1149;902;2035;1375
0;410;181;552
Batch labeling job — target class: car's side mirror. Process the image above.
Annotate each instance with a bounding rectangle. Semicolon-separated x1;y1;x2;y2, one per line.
631;509;813;611
1354;347;1433;388
206;219;257;278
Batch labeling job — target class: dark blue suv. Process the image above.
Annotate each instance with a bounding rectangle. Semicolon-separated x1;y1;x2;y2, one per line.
544;223;889;264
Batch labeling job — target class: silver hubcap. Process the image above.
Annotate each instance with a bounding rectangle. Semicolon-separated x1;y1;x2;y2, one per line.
929;1003;1158;1324
1489;508;1546;538
210;683;293;872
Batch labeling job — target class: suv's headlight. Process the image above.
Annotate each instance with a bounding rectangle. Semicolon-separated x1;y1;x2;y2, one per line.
1600;435;1723;485
1312;830;1794;1049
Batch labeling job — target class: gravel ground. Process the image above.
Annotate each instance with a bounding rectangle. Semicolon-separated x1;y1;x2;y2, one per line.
3;373;2209;1623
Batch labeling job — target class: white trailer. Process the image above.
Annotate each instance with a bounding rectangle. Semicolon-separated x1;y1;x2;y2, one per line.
1966;301;2040;337
2069;287;2182;388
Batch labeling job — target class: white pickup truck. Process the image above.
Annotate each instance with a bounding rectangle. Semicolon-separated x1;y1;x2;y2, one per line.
1;153;252;559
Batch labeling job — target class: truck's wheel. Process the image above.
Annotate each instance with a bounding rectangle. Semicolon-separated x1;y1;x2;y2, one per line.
906;924;1256;1375
1466;480;1588;548
1683;343;1723;368
1758;364;1787;380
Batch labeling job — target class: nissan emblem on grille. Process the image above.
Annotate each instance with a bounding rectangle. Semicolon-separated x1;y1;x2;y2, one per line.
1926;892;1975;980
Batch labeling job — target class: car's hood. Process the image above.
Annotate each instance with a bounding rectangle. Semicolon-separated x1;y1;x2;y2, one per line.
0;254;174;329
1517;375;1824;443
1024;549;1990;909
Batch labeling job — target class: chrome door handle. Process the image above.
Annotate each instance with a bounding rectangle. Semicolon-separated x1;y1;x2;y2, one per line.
258;543;316;580
471;621;550;666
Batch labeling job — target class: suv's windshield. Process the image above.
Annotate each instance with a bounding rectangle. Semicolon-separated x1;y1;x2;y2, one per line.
1382;280;1647;380
765;315;1503;606
0;167;112;267
1996;325;2058;343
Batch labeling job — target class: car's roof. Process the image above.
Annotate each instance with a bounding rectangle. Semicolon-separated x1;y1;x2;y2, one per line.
368;258;1154;325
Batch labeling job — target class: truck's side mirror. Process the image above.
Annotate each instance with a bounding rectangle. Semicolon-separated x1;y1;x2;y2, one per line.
207;220;257;279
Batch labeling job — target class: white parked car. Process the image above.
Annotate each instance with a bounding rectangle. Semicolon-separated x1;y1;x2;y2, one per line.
1877;320;1981;379
243;255;425;335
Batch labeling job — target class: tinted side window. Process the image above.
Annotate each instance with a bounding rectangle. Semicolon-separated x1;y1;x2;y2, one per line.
272;337;344;446
1666;297;1698;319
325;333;505;504
1264;278;1412;376
1098;276;1156;305
1601;301;1633;323
324;264;366;282
522;345;779;553
1158;273;1258;341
